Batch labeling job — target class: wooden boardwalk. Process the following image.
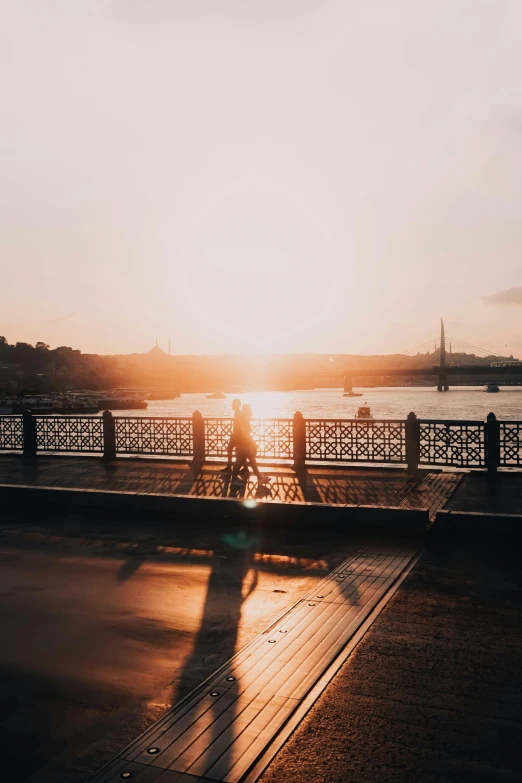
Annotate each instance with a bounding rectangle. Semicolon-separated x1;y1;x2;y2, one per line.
91;545;419;783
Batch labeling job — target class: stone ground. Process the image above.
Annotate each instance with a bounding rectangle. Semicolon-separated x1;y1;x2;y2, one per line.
0;455;461;520
260;541;522;783
447;471;522;515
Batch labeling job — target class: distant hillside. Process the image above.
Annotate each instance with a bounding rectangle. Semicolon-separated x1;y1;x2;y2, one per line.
0;335;518;395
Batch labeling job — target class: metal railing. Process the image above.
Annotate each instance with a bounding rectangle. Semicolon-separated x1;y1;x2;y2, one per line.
419;420;485;468
35;415;104;453
305;418;406;463
115;416;193;457
0;409;519;472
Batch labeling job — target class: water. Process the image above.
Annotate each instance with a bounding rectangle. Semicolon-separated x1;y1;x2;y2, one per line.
120;387;522;421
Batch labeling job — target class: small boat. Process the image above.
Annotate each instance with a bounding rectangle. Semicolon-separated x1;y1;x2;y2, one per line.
355;403;373;419
206;390;226;399
484;383;500;393
343;390;363;397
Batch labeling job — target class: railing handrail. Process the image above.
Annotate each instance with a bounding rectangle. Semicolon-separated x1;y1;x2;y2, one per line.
419;418;485;425
0;410;520;472
114;415;193;421
306;417;406;424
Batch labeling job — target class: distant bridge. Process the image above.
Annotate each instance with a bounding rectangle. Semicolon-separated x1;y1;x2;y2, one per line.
342;363;522;390
342;321;521;392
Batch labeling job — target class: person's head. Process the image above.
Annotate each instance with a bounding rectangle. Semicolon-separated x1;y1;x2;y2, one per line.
242;403;252;419
232;398;241;411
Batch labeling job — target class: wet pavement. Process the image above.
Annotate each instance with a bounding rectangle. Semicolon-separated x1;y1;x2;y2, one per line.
0;515;350;782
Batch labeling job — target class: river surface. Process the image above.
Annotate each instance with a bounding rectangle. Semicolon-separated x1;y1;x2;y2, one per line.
122;387;522;421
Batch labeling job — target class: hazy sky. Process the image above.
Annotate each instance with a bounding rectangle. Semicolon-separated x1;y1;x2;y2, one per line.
2;1;522;356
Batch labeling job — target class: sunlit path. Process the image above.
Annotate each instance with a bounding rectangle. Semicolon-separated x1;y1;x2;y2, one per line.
91;545;420;782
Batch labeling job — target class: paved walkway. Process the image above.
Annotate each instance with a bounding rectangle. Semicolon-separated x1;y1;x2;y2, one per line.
260;542;522;783
91;545;419;782
0;456;461;521
447;471;522;515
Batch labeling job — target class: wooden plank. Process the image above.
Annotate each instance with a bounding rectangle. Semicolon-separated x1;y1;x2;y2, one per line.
143;692;241;769
130;764;182;781
275;610;367;699
89;758;131;782
278;569;415;701
181;692;273;777
91;759;170;782
127;692;218;761
206;696;299;783
333;574;389;605
225;604;342;694
265;603;354;671
214;602;335;692
301;552;381;599
154;772;203;783
221;697;297;783
212;597;329;689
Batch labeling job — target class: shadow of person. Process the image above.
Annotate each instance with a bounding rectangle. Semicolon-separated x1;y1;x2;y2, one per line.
254;483;272;500
169;544;258;777
227;476;248;499
117;556;145;582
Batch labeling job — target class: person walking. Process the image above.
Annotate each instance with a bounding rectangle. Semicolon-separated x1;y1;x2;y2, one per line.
221;398;242;473
231;404;270;484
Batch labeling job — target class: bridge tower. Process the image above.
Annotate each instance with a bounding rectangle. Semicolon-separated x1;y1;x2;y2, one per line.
437;318;449;392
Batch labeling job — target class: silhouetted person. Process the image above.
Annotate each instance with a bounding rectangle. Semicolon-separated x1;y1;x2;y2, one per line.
232;404;270;484
221;398;242;474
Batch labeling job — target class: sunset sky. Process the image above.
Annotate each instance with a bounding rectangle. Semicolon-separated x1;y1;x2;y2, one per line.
2;1;522;357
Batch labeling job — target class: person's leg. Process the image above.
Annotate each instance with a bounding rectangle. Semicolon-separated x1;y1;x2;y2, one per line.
222;435;236;472
232;449;247;481
247;451;270;483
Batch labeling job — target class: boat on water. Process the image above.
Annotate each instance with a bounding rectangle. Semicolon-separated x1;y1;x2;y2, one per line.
0;398;18;414
147;388;181;400
8;394;99;414
206;390;226;399
95;389;149;410
354;403;373;419
343;390;363;397
484;383;500;393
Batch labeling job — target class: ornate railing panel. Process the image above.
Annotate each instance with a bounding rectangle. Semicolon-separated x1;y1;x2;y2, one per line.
305;419;406;463
204;418;293;460
35;416;104;452
419;420;484;467
0;416;23;451
499;421;522;466
115;417;193;456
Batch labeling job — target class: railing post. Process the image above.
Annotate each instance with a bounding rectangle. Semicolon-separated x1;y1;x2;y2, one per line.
292;411;306;470
485;411;500;476
405;411;420;473
192;410;205;470
102;410;116;460
22;409;37;458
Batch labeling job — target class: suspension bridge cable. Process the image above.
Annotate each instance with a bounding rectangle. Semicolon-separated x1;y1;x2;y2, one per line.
399;338;441;356
446;338;499;357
